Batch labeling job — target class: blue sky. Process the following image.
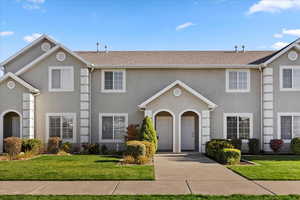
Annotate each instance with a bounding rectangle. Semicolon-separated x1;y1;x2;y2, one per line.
1;0;300;64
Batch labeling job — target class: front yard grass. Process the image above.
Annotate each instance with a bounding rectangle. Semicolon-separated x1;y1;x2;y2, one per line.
0;195;299;200
0;155;154;180
228;155;300;180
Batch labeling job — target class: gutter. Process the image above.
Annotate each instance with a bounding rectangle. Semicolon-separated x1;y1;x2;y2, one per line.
259;65;264;151
89;67;94;144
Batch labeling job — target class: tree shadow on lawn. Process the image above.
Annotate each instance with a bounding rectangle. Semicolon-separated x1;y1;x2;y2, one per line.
243;155;300;162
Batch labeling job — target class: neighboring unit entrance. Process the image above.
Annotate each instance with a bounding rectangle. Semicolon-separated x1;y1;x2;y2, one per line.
155;113;173;151
181;116;195;150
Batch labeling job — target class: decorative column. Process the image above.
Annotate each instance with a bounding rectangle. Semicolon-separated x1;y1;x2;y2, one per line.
263;67;274;152
80;68;90;143
201;110;210;153
22;93;34;138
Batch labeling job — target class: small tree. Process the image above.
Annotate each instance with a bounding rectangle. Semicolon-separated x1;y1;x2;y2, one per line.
125;124;139;141
139;116;158;151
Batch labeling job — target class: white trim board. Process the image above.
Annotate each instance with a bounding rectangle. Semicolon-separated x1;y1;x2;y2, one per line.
0;34;57;67
98;113;128;143
138;80;217;109
0;72;40;93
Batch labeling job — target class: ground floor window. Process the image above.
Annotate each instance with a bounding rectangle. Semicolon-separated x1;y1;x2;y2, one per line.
47;113;76;142
99;113;128;142
224;113;253;140
278;113;300;141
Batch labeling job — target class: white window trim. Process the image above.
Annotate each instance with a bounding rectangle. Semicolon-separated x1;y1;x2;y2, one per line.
101;69;126;93
45;113;77;143
99;113;128;143
277;112;300;143
48;66;74;92
226;69;250;93
280;66;300;91
223;113;253;142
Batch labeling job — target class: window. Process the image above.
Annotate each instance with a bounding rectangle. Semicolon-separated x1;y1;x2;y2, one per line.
224;113;253;140
101;70;126;92
278;113;300;141
49;66;74;92
226;69;250;92
280;66;300;91
47;113;76;142
99;113;128;142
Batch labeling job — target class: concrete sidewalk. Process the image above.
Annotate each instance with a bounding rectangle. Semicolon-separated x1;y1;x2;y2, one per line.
0;153;299;195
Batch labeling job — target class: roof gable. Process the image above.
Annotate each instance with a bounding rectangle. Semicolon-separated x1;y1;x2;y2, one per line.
138;80;217;109
0;72;39;93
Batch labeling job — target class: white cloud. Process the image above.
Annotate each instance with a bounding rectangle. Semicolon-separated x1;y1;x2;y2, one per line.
271;41;289;50
27;0;45;3
176;22;195;31
282;28;300;37
23;33;42;43
0;31;14;37
19;0;45;10
248;0;300;14
273;33;283;38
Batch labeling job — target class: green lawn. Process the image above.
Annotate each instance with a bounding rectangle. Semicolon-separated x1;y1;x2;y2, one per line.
0;195;299;200
0;155;154;180
228;155;300;180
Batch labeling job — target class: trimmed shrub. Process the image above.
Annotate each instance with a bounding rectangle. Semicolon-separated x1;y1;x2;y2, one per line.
101;145;108;155
125;124;139;141
206;139;234;160
140;116;158;151
230;139;242;150
249;138;260;154
219;148;241;165
22;139;42;154
125;140;146;158
270;139;284;153
57;150;71;156
61;142;72;153
291;137;300;155
140;141;155;159
4;137;22;159
88;144;100;154
136;155;149;165
47;137;61;154
123;155;136;164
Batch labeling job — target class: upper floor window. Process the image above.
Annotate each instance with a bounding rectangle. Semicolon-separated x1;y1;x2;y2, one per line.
224;113;253;140
226;69;250;93
101;70;126;93
49;66;74;92
280;66;300;91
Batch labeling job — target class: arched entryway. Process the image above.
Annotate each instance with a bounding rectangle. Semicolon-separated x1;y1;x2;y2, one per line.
0;110;22;152
153;109;175;152
179;110;201;152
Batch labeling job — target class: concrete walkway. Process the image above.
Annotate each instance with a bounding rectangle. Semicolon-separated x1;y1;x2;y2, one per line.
0;153;300;195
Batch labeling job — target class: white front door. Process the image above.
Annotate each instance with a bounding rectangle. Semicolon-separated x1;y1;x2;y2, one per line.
156;116;173;151
181;116;195;150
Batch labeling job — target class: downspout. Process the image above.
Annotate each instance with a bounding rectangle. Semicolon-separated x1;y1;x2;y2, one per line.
259;65;263;151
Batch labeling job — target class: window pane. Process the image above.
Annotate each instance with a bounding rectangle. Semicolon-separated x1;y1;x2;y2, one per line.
283;69;292;88
294;116;300;137
227;116;237;139
52;69;61;89
113;71;123;90
239;117;250;139
114;116;126;140
293;69;300;89
61;68;73;90
102;116;113;139
229;72;238;89
62;116;73;140
238;72;248;89
49;116;61;137
281;116;292;140
104;72;113;90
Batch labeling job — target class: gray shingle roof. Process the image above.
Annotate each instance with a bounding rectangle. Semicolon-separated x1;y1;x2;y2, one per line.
75;50;275;66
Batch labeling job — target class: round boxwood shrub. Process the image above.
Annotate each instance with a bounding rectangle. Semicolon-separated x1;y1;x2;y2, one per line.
4;137;22;160
291;137;300;155
125;140;146;158
219;148;241;165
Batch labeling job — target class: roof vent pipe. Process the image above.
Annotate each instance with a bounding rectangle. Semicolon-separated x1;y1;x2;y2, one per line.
241;45;245;53
96;42;100;54
234;45;238;53
105;45;108;53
